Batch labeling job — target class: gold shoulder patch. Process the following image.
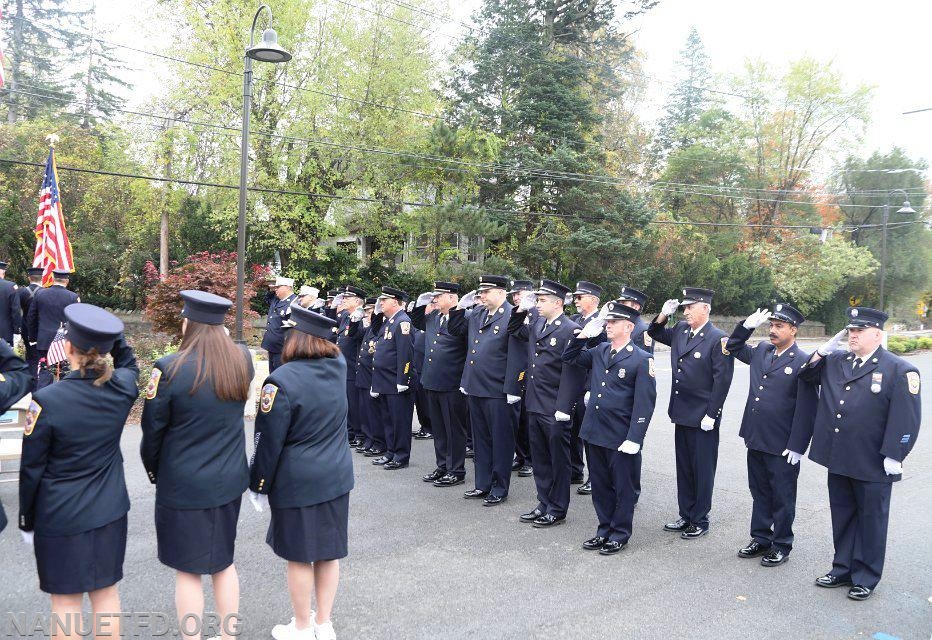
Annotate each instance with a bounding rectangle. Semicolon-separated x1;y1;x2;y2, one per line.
145;368;162;400
906;371;920;395
24;401;42;437
720;337;730;355
400;321;411;335
648;357;655;378
260;383;279;413
518;371;525;382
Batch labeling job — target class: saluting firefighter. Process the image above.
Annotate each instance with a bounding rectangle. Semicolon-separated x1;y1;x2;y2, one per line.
27;268;79;390
410;282;470;487
1;337;34;534
569;280;605;494
791;307;921;601
336;286;367;446
508;279;586;526
505;280;536;477
369;286;416;471
355;298;386;457
616;286;653;355
17;267;45;390
249;306;354;640
262;276;298;372
19;304;138;636
563;302;657;555
446;275;517;506
648;287;735;539
140;291;254;635
726;303;817;567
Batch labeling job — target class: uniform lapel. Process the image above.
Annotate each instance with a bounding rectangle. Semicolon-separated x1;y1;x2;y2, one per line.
763;343;798;375
842;348;883;384
683;323;708;351
481;305;501;329
538;314;564;341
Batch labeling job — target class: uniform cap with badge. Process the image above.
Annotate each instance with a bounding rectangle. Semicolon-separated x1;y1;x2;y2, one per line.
431;281;460;295
572;281;602;298
26;267;44;277
845;306;888;329
616;286;647;308
680;287;714;305
269;276;294;288
290;305;340;339
535;279;571;300
63;303;124;352
604;302;641;322
180;290;233;325
377;285;409;302
363;296;377;309
343;285;367;299
507;279;534;295
52;269;73;279
298;285;320;298
769;303;805;326
477;274;509;292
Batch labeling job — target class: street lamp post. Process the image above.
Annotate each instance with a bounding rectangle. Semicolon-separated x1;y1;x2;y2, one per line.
235;4;292;344
878;189;916;313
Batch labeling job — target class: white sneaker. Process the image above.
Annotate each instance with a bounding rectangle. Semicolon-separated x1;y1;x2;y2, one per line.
271;617;315;640
314;620;336;640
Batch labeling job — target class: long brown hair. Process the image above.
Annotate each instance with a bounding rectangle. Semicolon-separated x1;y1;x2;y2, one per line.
69;344;114;387
168;321;251;402
281;331;340;363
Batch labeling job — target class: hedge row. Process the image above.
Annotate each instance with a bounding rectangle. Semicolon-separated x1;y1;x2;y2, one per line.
887;335;932;354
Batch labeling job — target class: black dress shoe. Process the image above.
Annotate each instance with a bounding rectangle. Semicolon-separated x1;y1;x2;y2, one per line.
433;474;464;487
383;460;407;470
372;456;390;465
355;445;369;453
520;508;544;523
511;460;522;471
571;474;585;485
582;536;607;550
815;574;853;589
463;488;489;499
663;518;689;532
737;540;771;558
413;431;434;440
599;540;626;555
364;449;386;457
680;524;708;539
465;447;474;458
422;468;445;483
517;465;533;477
577;481;592;495
482;495;506;506
532;514;566;528
760;550;788;567
847;585;873;601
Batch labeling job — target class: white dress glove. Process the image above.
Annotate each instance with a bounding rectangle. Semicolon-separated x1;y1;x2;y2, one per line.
311;299;326;310
350;308;364;322
506;394;521;405
416;292;434;307
660;299;680;317
883;457;903;476
554;411;571;422
248;491;268;513
782;449;803;465
618;440;641;454
584;391;590;407
817;329;848;356
459;386;467;395
331;293;345;309
457;290;477;310
518;291;537;312
578;317;605;339
370;389;379;398
374;299;383;315
13;334;23;348
564;293;574;305
21;530;34;547
743;308;771;330
396;384;409;393
700;415;716;431
597;302;611;320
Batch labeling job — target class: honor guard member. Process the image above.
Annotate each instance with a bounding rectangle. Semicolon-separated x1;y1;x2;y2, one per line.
447;275;517;505
0;260;21;346
563;303;657;554
726;304;816;567
369;286;416;470
616;286;653;354
19;304;138;634
569;280;605;493
355;298;386;457
411;326;434;441
263;276;297;372
506;280;535;477
649;287;734;539
509;280;585;526
323;289;341;320
411;282;469;487
248;306;354;640
140;291;254;630
337;286;367;446
27;269;79;390
792;307;921;601
18;267;44;390
1;337;34;534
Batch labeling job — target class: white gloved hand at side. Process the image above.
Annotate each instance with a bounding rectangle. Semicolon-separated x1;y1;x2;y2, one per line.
618;440;640;454
416;292;434;307
20;530;34;547
700;415;716;431
517;291;537;312
459;386;467;395
883;457;903;476
396;384;409;393
506;394;521;405
584;391;590;407
370;389;379;398
554;411;571;422
457;290;477;310
782;449;803;465
248;491;268;513
818;329;848;357
743;308;771;330
660;299;680;317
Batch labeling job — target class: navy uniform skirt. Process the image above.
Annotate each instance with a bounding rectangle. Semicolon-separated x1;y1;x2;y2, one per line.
267;493;349;563
155;497;241;575
35;515;127;594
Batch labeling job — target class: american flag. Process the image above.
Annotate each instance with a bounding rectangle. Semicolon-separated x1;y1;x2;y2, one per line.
34;146;75;286
46;325;68;365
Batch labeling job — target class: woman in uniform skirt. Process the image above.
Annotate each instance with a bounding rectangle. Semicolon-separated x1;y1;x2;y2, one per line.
1;337;34;534
249;305;355;640
18;304;138;636
141;290;253;638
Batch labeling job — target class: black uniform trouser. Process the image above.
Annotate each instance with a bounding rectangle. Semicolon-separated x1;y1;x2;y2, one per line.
425;389;468;478
570;396;586;478
674;424;719;528
748;448;800;552
358;387;385;451
36;350;54;390
828;472;891;589
514;398;531;466
414;382;432;434
587;442;640;543
468;395;515;498
528;411;571;518
267;351;282;373
24;342;39;392
376;392;414;465
346;378;361;441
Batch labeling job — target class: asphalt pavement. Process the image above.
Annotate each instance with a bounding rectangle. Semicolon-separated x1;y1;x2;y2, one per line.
1;348;930;639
